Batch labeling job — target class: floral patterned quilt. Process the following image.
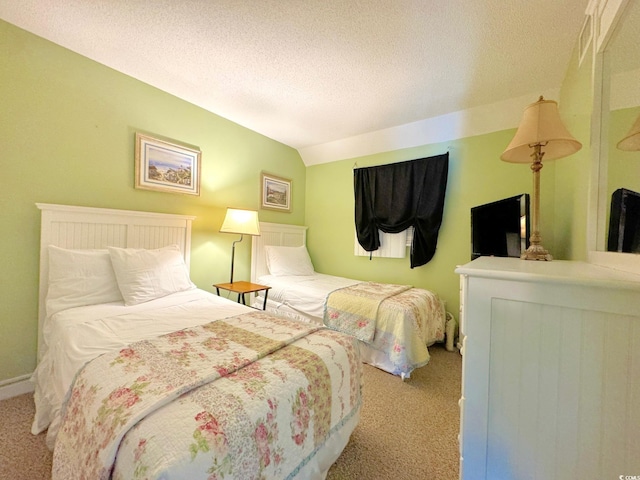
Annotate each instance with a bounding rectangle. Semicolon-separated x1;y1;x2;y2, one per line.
324;282;411;342
325;283;445;378
52;311;362;480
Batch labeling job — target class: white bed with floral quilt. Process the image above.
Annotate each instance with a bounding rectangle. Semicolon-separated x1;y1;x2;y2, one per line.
32;204;362;480
251;222;455;379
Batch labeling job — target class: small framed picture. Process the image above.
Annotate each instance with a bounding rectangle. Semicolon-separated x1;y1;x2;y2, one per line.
261;172;292;212
135;133;201;196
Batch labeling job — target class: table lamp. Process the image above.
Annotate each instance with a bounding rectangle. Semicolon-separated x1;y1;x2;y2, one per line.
501;96;582;261
617;113;640;151
220;208;260;283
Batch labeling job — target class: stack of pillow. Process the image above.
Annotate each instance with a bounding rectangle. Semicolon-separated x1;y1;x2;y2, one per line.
46;245;195;317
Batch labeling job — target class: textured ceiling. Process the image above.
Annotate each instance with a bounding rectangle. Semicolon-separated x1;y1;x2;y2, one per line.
0;0;591;161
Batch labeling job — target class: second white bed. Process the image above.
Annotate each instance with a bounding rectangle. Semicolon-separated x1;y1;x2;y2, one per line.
253;271;449;379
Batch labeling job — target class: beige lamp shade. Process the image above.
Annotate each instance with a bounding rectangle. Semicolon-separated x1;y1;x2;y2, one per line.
220;208;261;236
501;97;582;163
617;113;640;151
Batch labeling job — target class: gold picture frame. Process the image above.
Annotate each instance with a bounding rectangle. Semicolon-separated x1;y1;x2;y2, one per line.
135;133;201;196
261;172;292;212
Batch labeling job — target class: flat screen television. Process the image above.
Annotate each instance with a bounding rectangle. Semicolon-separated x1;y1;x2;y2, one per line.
471;194;530;260
607;188;640;253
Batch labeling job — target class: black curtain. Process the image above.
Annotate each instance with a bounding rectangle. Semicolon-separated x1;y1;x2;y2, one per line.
354;153;449;268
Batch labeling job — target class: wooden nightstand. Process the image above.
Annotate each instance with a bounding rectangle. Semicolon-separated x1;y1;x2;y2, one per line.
213;281;271;310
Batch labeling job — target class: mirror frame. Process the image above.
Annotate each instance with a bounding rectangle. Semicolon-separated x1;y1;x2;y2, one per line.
586;0;640;273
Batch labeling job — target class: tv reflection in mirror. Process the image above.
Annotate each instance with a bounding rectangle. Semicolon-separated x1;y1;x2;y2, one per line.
607;188;640;253
471;194;530;260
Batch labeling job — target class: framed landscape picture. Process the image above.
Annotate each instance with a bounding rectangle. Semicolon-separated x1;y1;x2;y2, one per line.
135;133;201;195
261;172;291;212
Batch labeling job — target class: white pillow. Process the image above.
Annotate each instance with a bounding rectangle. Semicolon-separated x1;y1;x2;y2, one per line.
108;245;196;306
46;246;123;317
264;245;315;276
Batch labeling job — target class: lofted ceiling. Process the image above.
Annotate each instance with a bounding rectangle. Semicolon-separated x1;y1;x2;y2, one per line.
0;0;591;164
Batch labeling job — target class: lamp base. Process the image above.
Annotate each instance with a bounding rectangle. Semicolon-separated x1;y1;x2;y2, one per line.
521;243;553;261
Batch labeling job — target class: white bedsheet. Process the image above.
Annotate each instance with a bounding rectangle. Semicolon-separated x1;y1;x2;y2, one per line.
31;288;251;448
257;273;359;319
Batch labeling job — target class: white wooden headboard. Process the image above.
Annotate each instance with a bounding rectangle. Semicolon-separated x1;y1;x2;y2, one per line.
36;203;196;360
251;222;307;282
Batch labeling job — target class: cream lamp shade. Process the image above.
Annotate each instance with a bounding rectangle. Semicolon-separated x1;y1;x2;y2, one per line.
500;96;582;261
617;113;640;151
501;97;582;163
220;208;260;283
220;208;261;236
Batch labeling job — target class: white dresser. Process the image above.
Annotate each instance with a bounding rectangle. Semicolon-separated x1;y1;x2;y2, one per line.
455;257;640;480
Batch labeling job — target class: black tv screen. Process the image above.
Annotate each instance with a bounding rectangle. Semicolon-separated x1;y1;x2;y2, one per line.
607;188;640;253
471;194;530;260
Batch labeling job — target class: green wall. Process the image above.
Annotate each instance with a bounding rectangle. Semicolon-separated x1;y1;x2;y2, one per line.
554;43;595;261
0;20;306;383
608;106;640;202
305;132;539;317
601;106;640;236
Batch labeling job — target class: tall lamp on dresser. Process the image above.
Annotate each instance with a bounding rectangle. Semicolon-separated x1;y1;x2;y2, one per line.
500;96;582;261
617;112;640;151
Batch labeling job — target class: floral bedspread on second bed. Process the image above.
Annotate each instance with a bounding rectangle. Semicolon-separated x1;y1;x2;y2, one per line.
52;311;362;480
324;282;445;377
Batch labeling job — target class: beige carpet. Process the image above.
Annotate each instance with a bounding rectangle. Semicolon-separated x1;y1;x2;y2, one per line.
0;345;460;480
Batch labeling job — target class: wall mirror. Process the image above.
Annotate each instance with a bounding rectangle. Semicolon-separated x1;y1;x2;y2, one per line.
588;0;640;272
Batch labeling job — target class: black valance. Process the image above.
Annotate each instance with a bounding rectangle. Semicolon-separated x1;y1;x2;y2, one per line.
354;153;449;268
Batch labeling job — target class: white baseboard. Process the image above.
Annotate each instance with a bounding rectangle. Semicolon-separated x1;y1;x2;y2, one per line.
0;374;34;401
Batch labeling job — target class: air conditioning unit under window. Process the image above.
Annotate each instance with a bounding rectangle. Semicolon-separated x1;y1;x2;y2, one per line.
354;228;412;258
